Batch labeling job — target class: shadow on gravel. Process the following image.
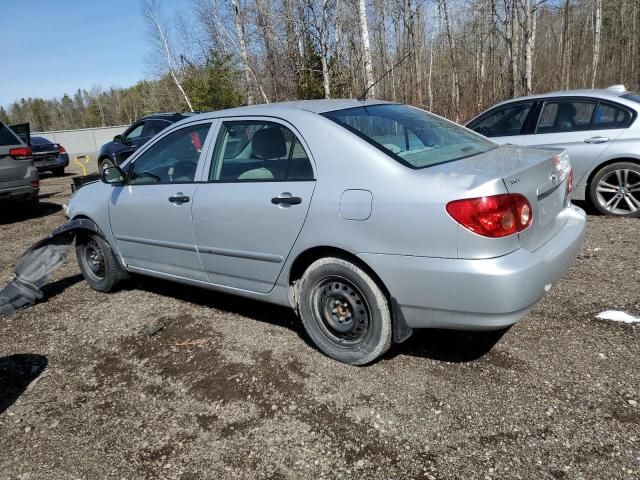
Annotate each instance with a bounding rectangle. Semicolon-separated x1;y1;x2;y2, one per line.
136;276;311;339
0;354;48;414
0;202;62;225
40;274;84;299
391;328;508;363
134;276;508;363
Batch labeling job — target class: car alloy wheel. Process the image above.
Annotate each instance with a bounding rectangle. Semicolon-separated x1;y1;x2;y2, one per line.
311;276;371;345
595;167;640;215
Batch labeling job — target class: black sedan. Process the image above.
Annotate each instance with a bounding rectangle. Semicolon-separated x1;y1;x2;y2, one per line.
31;136;69;176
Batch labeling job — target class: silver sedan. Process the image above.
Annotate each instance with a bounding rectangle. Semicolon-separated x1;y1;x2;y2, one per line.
467;86;640;217
67;100;585;364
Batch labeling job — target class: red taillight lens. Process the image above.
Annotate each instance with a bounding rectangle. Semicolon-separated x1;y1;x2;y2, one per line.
446;194;533;238
566;167;574;194
57;144;67;154
31;179;40;188
9;147;33;160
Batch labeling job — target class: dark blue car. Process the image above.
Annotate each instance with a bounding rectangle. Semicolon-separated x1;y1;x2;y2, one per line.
31;136;69;176
97;113;194;170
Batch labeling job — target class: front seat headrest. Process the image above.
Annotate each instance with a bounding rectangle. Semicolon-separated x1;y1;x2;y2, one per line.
252;127;287;159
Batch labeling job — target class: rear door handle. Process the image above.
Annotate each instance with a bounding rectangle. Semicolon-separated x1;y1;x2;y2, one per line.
271;194;302;205
584;136;610;144
169;193;190;204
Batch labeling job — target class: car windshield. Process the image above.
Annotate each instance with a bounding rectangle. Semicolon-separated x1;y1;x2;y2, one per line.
322;104;496;169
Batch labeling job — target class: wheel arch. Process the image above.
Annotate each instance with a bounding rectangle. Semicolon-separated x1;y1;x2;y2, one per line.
585;157;640;196
287;246;413;343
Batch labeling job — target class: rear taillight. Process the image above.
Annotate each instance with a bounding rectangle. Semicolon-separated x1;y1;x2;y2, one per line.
31;179;40;188
9;147;33;161
57;144;67;154
446;194;533;238
566;167;574;194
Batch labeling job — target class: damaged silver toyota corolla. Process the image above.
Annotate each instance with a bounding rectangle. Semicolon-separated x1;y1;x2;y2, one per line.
62;100;586;365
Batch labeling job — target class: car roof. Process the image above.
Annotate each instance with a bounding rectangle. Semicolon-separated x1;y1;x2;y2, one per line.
493;86;639;109
138;112;195;122
186;99;397;121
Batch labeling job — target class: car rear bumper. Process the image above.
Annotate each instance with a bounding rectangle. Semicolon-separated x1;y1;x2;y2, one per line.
0;183;39;203
0;167;40;203
358;205;586;330
34;154;69;171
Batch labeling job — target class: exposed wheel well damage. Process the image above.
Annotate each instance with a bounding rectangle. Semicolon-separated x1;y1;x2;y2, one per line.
288;246;413;343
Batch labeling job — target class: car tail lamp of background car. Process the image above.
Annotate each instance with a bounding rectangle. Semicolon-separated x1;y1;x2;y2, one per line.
446;194;532;238
9;147;33;161
56;144;67;154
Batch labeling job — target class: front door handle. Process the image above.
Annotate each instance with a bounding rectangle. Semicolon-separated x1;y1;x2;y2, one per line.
584;136;610;144
169;193;190;204
271;194;302;205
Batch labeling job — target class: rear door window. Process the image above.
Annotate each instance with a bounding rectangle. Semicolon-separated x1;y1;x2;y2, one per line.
592;103;632;129
536;100;596;133
209;121;314;182
470;102;534;137
0;123;20;146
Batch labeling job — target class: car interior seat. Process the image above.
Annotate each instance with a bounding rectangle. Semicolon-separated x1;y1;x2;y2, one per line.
237;127;287;180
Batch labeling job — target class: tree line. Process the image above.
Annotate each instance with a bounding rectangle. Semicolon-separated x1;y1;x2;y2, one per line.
2;0;638;132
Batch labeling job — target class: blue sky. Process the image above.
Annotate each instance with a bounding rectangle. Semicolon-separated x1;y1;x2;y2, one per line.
0;0;183;107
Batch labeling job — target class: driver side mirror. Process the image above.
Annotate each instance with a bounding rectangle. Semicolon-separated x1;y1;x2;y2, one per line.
113;134;123;143
101;165;126;185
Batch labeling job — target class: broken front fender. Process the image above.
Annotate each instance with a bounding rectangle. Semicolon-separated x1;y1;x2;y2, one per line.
0;218;103;315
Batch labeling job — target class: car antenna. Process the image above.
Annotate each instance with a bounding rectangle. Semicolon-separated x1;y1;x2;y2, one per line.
357;51;414;101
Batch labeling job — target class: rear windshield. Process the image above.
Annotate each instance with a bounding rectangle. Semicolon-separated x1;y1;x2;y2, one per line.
621;92;640;104
322;104;496;169
0;123;20;147
31;136;52;145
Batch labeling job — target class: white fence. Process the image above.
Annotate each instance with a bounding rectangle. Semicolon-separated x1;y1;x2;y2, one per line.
34;125;129;158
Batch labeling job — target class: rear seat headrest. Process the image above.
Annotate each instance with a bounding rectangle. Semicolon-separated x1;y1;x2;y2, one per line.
252;127;286;159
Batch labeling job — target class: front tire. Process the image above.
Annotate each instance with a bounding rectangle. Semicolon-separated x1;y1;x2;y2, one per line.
589;162;640;217
298;257;392;365
76;233;128;292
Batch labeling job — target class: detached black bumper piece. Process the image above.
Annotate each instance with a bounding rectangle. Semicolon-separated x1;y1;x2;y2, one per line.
0;219;101;315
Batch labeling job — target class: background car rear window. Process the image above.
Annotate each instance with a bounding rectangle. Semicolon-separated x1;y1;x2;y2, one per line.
209;121;314;182
471;102;533;137
536;101;595;133
592;103;631;129
323;104;496;169
0;123;20;146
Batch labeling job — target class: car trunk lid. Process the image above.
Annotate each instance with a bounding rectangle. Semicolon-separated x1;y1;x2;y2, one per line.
495;147;571;252
430;144;572;253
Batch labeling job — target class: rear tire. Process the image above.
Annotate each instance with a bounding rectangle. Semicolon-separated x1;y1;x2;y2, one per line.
52;167;65;176
76;233;128;292
298;257;392;365
589;162;640;217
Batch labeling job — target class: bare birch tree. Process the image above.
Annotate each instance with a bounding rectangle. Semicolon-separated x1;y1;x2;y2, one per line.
358;0;376;98
142;0;194;111
591;0;602;88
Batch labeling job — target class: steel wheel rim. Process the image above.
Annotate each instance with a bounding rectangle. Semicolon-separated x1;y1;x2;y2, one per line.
311;276;371;346
82;239;106;282
595;168;640;215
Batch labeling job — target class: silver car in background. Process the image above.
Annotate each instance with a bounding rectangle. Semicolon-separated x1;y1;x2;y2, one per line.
66;100;585;364
467;85;640;217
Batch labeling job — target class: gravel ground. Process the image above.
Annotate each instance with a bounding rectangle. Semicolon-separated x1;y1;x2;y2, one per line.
0;172;639;480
